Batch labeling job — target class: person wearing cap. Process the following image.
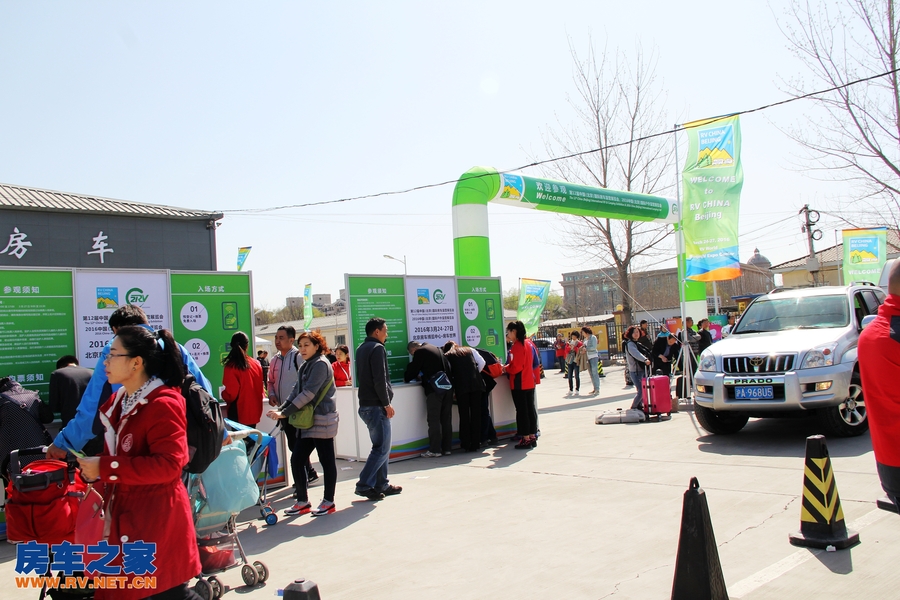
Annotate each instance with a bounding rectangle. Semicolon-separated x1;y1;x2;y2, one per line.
858;260;900;509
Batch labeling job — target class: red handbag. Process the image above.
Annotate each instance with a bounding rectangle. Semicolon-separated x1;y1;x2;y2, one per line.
75;484;105;545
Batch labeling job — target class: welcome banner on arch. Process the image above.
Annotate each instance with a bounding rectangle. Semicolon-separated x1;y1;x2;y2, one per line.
681;115;744;282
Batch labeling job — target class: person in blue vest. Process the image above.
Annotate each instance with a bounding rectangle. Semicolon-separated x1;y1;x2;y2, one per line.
46;304;212;459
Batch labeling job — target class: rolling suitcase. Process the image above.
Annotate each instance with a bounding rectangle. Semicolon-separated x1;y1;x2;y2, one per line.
642;369;672;420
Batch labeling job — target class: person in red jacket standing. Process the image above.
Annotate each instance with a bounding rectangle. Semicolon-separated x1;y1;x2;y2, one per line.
858;260;900;509
332;344;352;387
503;320;538;450
221;331;264;427
77;326;201;599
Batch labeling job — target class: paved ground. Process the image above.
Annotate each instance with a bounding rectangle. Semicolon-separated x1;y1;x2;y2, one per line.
3;365;898;599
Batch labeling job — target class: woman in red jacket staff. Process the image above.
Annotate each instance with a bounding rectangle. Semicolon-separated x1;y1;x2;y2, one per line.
221;331;264;427
332;344;352;387
77;326;202;600
503;320;538;450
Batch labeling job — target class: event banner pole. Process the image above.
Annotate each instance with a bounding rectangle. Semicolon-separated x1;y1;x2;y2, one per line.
516;278;551;337
303;283;313;331
842;228;887;284
680;115;744;282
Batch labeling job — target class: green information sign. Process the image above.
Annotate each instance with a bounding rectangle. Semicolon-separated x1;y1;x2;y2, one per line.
0;269;75;401
347;276;409;383
457;277;504;359
170;272;254;395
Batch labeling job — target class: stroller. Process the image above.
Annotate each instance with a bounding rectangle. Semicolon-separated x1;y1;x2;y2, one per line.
189;428;270;599
224;419;282;526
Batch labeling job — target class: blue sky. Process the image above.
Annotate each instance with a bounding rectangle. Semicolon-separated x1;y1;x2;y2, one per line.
0;2;854;307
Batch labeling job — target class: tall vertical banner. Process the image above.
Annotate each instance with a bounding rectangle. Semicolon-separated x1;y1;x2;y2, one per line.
73;270;171;369
457;278;505;359
236;247;251;271
303;283;313;331
0;269;76;401
346;275;409;382
516;278;551;337
843;228;887;284
404;276;461;347
170;272;253;395
681;115;743;281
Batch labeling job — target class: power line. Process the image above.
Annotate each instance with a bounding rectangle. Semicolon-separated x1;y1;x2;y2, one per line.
219;67;899;215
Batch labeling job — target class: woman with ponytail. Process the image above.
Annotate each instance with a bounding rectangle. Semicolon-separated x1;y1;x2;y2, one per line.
78;326;202;599
221;331;264;427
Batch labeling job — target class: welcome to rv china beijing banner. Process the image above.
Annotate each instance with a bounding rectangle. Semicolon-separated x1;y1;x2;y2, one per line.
517;278;551;337
681;115;743;282
842;228;887;284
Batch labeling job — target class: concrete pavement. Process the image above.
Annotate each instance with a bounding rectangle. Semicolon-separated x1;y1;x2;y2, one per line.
3;365;897;599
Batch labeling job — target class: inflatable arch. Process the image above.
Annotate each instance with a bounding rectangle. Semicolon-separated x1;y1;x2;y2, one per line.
450;166;707;316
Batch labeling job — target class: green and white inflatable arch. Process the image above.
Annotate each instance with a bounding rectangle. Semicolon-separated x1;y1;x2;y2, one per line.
451;166;706;316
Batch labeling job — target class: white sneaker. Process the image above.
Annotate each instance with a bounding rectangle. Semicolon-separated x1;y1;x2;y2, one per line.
284;502;311;516
421;451;441;458
311;500;335;516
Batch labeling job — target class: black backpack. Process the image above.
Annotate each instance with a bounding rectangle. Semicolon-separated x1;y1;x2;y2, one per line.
181;374;225;474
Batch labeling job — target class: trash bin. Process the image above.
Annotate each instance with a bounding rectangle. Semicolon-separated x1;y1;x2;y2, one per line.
540;349;556;370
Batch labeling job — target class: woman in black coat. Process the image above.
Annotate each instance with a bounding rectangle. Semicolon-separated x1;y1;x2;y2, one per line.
442;342;486;452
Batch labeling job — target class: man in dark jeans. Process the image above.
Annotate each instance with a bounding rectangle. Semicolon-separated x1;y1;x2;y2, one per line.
354;318;402;501
404;341;452;457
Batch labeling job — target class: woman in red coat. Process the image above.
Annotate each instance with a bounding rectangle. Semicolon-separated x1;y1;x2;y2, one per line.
221;331;264;427
77;326;201;600
502;320;538;450
332;344;352;387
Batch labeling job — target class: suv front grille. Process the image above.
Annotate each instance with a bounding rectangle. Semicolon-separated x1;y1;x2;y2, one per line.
724;354;795;374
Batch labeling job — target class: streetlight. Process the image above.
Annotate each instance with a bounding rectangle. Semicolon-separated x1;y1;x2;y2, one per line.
383;254;407;275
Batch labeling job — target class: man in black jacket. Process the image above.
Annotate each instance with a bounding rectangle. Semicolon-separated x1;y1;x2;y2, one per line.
354;318;401;500
697;319;714;354
404;341;453;457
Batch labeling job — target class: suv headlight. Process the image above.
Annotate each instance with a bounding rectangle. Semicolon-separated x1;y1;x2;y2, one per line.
699;349;717;372
800;343;838;369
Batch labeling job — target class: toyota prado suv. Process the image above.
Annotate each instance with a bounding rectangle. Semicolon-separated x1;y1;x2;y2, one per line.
693;283;884;437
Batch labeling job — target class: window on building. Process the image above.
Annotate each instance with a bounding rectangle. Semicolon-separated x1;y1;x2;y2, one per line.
335;334;346;346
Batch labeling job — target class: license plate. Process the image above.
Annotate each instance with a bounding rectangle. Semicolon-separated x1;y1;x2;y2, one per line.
735;385;774;399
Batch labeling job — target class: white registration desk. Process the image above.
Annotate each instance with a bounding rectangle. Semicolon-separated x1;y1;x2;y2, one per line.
333;378;518;461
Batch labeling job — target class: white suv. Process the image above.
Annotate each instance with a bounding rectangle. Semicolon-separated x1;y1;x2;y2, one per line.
693;284;884;437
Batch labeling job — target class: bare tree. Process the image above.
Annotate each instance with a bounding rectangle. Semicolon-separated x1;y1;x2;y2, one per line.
539;37;674;319
778;0;900;227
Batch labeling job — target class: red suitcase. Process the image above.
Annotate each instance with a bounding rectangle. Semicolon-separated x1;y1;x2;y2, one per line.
642;372;672;418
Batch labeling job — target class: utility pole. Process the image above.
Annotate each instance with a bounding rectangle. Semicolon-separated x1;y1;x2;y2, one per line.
800;204;823;286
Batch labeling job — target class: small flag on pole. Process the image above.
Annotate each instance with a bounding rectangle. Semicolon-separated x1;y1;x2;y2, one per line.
237;247;252;271
303;283;313;330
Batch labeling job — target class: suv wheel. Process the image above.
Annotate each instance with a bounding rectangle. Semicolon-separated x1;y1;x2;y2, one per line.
695;405;749;435
817;375;868;437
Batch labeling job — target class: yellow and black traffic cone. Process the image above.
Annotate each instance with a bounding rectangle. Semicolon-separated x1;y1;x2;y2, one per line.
671;477;729;600
789;434;859;549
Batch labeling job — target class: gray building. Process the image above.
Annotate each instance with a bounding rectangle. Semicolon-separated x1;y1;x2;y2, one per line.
0;182;222;270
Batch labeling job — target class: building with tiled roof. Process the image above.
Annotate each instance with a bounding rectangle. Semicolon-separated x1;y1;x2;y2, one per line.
0;182;222;270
